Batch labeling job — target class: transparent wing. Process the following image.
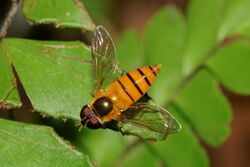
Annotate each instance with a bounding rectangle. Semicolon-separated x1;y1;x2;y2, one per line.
92;25;119;94
120;100;181;140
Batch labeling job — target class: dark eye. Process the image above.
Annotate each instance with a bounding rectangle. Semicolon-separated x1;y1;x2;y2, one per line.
93;96;113;116
87;116;102;129
80;105;91;119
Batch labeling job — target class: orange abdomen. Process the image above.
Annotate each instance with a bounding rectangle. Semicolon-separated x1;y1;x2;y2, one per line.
106;65;161;111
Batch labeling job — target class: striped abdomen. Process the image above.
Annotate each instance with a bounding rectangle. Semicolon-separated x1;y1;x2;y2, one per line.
106;65;161;111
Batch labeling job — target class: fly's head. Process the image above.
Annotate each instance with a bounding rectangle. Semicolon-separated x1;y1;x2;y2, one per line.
80;105;102;129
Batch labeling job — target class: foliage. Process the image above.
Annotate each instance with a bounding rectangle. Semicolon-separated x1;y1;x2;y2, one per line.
0;118;92;166
1;0;250;166
0;39;92;120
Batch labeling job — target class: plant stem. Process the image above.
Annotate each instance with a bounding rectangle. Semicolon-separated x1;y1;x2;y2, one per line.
0;0;21;38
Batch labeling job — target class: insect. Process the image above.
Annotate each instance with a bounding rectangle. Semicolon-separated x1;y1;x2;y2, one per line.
80;25;181;137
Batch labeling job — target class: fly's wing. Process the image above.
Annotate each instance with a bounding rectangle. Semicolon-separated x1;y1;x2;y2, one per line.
119;100;181;141
92;25;119;95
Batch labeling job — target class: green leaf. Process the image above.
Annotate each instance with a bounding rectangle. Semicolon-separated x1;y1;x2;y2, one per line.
153;105;209;167
218;0;250;40
0;48;20;108
22;0;95;31
116;29;142;70
144;6;185;105
183;0;222;75
0;38;92;120
175;70;232;146
118;141;159;167
81;0;109;24
80;129;125;167
0;118;93;166
208;39;250;94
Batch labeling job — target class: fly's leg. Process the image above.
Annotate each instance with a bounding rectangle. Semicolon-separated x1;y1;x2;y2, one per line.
75;121;83;131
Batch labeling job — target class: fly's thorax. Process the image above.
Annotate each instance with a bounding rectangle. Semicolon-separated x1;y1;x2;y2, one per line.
92;96;113;116
89;90;122;122
100;105;121;122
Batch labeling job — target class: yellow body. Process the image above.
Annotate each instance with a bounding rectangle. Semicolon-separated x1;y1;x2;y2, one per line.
90;65;161;123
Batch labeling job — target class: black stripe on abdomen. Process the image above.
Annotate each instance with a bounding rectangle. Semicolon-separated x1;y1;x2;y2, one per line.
117;79;134;102
149;66;157;76
137;68;151;86
126;73;143;95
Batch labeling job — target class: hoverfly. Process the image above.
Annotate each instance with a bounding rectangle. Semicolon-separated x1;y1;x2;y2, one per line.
80;25;181;139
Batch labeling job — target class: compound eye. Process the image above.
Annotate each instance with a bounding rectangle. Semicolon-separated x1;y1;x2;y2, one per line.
87;116;102;129
93;96;113;116
80;105;91;119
